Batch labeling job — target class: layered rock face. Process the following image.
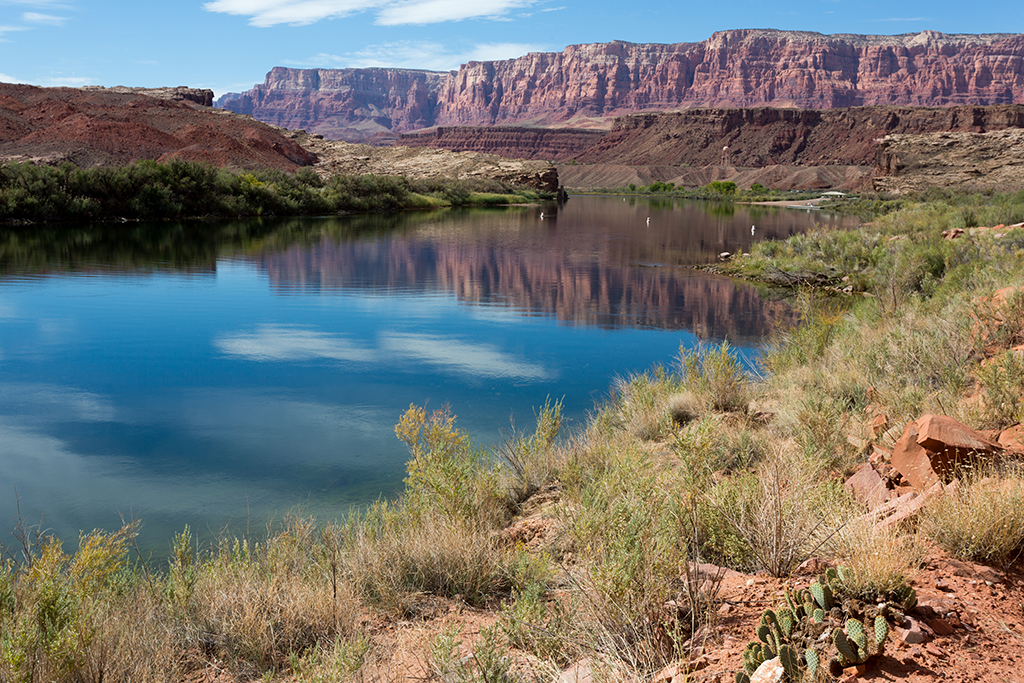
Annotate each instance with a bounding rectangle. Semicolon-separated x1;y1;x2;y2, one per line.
576;104;1024;167
874;128;1024;193
220;67;448;141
397;127;606;160
220;30;1024;141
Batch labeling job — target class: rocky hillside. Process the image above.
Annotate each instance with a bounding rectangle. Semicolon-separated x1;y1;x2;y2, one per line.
0;83;314;171
284;130;559;191
219;30;1024;142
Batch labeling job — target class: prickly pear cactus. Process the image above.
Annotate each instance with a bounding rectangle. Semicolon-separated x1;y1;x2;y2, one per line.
734;565;906;683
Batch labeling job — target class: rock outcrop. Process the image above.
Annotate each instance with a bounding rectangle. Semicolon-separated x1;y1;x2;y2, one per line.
874;128;1024;194
219;30;1024;142
81;86;215;107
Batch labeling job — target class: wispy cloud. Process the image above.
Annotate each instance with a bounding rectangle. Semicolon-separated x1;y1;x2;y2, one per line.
375;0;531;25
289;40;546;71
215;325;376;362
871;17;928;22
215;325;552;381
203;0;535;27
23;11;66;24
0;71;21;82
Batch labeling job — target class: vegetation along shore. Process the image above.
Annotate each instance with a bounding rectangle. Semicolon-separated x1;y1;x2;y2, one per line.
0;160;554;223
1;186;1023;682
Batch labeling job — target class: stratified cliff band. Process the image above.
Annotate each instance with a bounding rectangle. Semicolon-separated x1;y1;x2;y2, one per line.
219;29;1024;142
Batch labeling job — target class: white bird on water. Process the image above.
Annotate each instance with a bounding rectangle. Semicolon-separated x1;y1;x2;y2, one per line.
646;217;651;225
540;212;545;219
751;224;756;236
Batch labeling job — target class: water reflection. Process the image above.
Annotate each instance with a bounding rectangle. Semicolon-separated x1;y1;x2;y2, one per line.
0;197;859;555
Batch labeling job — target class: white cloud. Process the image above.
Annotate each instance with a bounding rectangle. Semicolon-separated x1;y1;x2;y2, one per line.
203;0;535;27
380;332;552;380
204;0;386;26
23;11;65;24
375;0;531;24
0;382;118;423
215;325;376;362
290;40;546;71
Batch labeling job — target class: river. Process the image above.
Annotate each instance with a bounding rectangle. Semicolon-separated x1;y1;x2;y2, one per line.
0;196;858;555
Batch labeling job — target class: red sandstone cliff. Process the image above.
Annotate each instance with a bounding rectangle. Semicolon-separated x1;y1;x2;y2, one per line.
220;30;1024;142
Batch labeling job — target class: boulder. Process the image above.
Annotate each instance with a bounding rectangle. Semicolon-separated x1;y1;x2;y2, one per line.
844;463;889;508
998;424;1024;454
891;414;1001;491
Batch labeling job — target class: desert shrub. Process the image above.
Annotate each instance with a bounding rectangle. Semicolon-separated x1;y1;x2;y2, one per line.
345;502;510;613
0;524;177;683
826;511;924;602
920;468;1024;568
395;404;504;524
707;448;834;577
975;350;1024;429
497;398;565;506
589;366;685;441
180;516;357;676
678;341;753;413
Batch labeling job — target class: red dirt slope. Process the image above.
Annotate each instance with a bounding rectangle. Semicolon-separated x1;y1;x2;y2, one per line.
0;83;315;172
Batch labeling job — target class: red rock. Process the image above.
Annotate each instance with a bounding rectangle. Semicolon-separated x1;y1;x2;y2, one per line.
899;618;930;644
845;463;889;508
891;414;1001;490
869;413;889;439
925;617;957;636
998;424;1024;453
868;444;892;466
875;483;942;530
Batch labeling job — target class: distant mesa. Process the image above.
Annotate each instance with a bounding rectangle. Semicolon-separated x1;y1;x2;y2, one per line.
218;29;1024;143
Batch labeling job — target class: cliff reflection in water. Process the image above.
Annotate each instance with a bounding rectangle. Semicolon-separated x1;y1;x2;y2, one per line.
248;197;854;342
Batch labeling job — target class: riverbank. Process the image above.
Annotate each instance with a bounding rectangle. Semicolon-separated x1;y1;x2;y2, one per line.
0;159;555;223
3;190;1023;683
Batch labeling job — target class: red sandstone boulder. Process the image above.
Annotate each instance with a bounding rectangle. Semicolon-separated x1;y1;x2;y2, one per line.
891;414;1001;491
844;463;889;508
998;424;1024;454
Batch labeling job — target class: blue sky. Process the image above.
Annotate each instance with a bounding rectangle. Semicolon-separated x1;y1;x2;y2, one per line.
1;0;1021;98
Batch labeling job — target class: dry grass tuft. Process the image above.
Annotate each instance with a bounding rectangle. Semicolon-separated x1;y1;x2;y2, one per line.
827;516;924;601
919;466;1024;568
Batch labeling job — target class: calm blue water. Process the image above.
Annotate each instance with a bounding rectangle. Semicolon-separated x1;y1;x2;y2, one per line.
0;197;857;554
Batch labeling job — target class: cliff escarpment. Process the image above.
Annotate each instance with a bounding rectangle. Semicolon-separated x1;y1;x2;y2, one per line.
576;104;1024;167
219;30;1024;142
